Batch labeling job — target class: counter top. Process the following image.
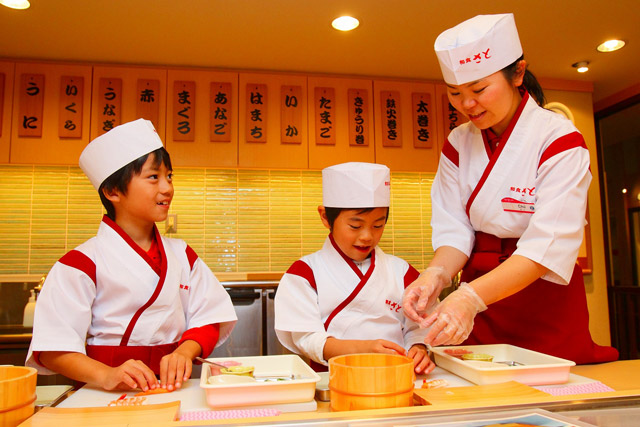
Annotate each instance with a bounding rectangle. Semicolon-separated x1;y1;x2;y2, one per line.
25;360;640;427
0;325;32;343
176;360;640;427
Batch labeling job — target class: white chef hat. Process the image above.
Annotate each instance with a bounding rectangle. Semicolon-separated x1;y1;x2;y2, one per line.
79;119;164;190
322;162;390;208
434;13;523;85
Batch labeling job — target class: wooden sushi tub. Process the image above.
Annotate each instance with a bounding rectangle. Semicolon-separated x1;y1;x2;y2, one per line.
328;353;415;411
0;366;37;427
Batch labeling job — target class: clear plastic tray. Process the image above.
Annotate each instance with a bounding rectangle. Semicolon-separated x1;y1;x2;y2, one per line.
199;354;320;409
432;344;575;386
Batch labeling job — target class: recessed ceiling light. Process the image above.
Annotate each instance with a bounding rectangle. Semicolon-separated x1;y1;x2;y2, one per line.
622;188;628;194
572;61;589;73
0;0;30;9
332;16;359;31
597;39;625;52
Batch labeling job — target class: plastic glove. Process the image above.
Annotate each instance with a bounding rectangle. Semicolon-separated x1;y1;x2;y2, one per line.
402;266;451;325
421;282;487;346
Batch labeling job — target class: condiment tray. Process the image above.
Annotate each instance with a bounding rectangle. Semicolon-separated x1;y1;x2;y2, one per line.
432;344;575;385
199;354;320;408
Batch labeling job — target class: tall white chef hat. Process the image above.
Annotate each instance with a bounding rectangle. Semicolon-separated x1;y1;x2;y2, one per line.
434;13;523;85
322;162;390;208
79;119;164;190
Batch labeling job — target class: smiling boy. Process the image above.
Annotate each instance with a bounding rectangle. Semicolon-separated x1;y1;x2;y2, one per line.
275;162;434;374
26;119;237;392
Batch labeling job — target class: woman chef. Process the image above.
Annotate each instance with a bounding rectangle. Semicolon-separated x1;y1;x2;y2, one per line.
402;13;618;364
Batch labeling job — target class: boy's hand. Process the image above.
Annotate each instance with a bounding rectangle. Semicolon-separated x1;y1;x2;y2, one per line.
408;344;435;374
103;359;158;391
363;339;407;356
159;350;193;391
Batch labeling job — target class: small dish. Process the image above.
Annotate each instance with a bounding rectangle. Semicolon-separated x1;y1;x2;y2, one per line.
221;366;255;376
461;353;494;362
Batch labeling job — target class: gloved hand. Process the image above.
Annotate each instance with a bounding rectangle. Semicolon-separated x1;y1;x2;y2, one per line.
402;266;451;325
421;282;487;346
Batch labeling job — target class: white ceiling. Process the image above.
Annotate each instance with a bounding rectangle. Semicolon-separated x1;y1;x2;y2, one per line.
1;0;639;103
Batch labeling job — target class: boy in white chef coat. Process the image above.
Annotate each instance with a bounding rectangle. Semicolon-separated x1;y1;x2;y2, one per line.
26;119;237;392
275;162;434;374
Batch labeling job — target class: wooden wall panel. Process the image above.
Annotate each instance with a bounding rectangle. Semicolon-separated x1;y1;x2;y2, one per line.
238;73;308;169
10;62;92;165
91;66;167;142
373;80;440;172
166;69;238;167
308;76;374;169
0;61;14;163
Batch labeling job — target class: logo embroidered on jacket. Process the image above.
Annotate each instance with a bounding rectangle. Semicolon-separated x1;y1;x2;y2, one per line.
179;284;190;291
385;300;402;313
510;186;536;196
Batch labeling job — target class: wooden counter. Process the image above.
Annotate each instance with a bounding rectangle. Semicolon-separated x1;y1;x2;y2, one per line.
118;360;639;426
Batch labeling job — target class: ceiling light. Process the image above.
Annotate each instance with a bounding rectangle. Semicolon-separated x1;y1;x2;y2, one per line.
332;16;359;31
0;0;30;9
597;39;626;52
622;188;628;194
572;61;589;73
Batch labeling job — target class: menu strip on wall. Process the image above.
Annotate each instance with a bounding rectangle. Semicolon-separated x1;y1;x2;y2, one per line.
97;78;122;136
136;79;160;130
0;73;4;137
314;87;335;145
173;81;196;141
411;92;432;149
441;94;468;139
18;74;45;137
58;76;84;139
380;90;401;147
281;85;302;144
210;82;232;142
246;83;267;143
347;88;369;146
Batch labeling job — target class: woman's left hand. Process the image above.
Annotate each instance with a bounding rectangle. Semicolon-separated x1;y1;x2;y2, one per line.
421;283;487;346
402;266;451;324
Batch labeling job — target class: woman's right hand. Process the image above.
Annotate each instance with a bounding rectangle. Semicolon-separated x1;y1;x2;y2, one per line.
422;282;487;346
402;266;451;326
102;359;158;391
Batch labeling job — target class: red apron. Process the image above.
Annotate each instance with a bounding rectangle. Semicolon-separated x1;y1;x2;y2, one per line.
461;231;618;364
86;342;179;375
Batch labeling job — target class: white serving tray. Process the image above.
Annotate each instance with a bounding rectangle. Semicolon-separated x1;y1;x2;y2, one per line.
432;344;575;386
199;354;320;409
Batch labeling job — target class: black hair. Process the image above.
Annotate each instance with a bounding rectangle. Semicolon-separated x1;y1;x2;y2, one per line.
502;54;546;107
99;147;172;220
324;207;390;230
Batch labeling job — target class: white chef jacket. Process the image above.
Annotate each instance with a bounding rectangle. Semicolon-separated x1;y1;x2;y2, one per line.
275;235;426;366
431;90;590;284
26;216;237;374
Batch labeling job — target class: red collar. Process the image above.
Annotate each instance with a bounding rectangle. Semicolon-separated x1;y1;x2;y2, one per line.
328;233;375;280
102;215;163;275
481;87;529;155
